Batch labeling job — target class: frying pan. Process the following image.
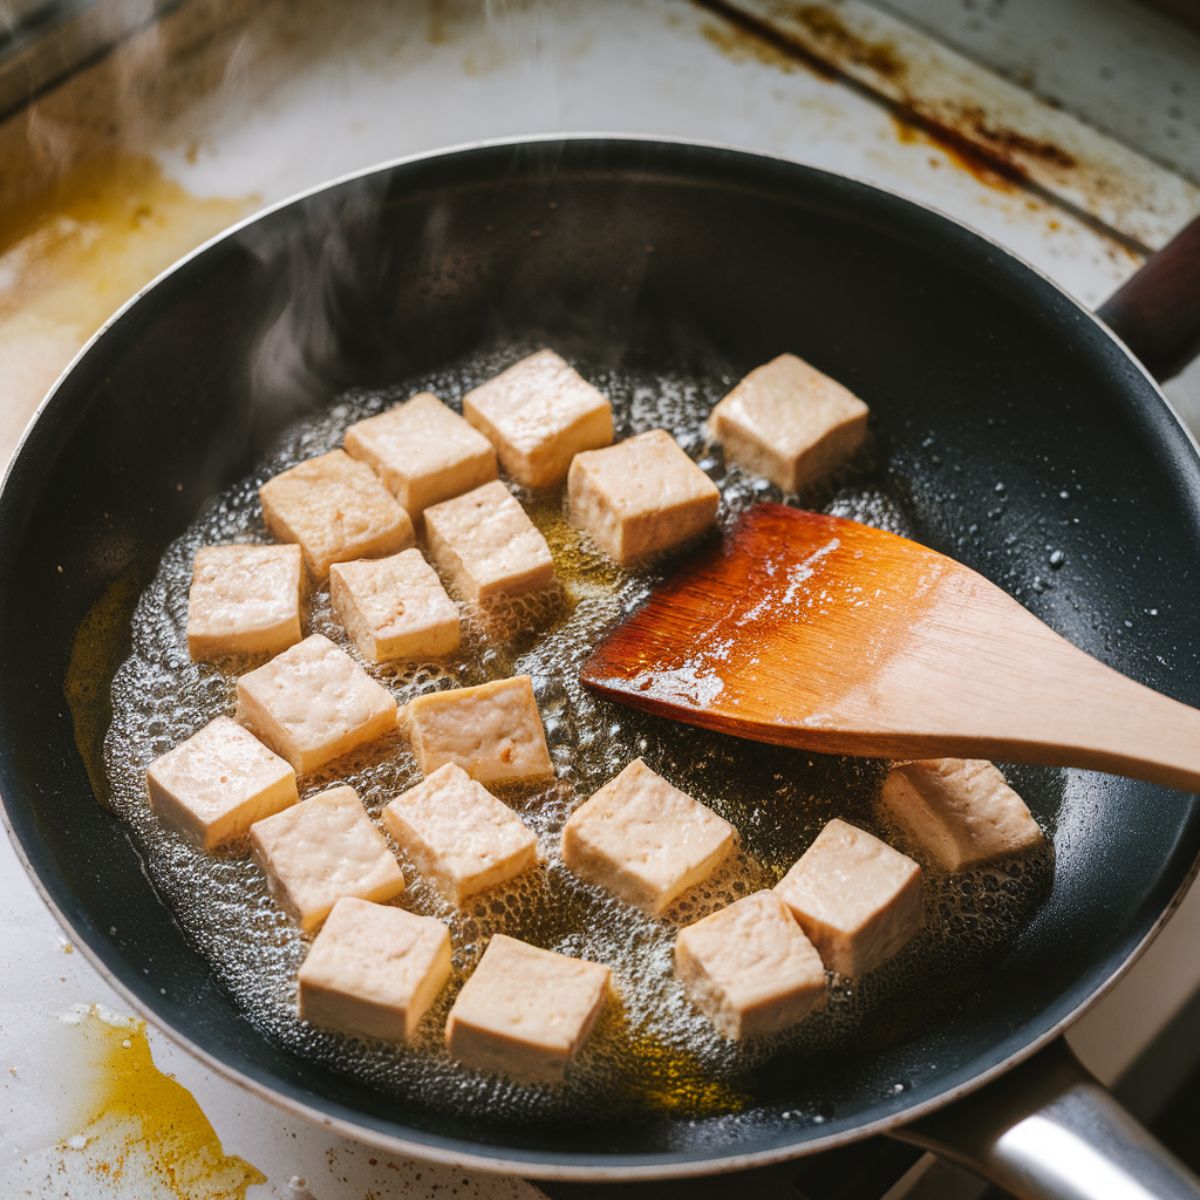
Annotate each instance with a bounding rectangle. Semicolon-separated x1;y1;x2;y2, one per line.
3;137;1200;1197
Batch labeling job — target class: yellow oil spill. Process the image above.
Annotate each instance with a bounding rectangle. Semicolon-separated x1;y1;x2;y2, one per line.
63;1007;265;1198
0;151;255;465
64;568;143;809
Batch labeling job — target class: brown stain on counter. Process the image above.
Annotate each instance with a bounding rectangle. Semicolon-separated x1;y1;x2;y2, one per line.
788;3;902;77
890;113;1015;192
700;20;826;76
694;1;1086;197
62;1007;265;1199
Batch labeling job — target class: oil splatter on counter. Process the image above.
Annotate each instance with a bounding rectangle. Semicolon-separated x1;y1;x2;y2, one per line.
43;1006;264;1199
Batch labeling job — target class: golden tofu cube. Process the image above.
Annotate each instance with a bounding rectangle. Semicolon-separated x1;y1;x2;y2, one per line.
562;758;735;916
463;349;613;487
344;392;497;518
330;549;460;664
146;715;297;850
298;897;451;1041
236;634;397;774
250;785;405;930
186;543;303;660
445;934;610;1083
259;449;414;579
568;429;719;565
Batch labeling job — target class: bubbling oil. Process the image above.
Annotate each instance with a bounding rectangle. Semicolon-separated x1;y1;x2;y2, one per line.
103;346;1055;1125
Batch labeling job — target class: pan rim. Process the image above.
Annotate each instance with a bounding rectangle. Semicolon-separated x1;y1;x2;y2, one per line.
2;133;1198;1180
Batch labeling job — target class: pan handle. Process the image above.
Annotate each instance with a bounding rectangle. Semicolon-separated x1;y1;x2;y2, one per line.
891;1038;1200;1200
1096;215;1200;382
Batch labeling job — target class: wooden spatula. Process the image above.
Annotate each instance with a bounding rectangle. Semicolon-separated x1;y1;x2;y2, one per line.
580;504;1200;791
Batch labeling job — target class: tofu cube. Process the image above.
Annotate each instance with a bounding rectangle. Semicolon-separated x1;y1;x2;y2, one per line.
879;758;1044;871
298;897;451;1041
568;429;719;565
709;353;869;492
463;349;613;488
250;785;405;930
146;716;298;850
330;550;460;664
236;634;397;774
445;934;610;1083
775;818;922;978
344;392;497;518
423;480;555;601
402;675;552;787
383;763;537;905
259;450;415;579
561;758;735;916
675;891;826;1040
186;543;303;660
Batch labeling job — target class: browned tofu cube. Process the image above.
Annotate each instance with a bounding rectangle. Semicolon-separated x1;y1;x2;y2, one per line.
343;392;497;518
145;715;297;850
568;429;719;564
675;891;826;1039
382;763;538;905
463;350;613;487
186;543;303;660
298;897;451;1041
562;758;735;916
329;549;460;664
709;353;868;492
259;450;414;579
775;818;922;978
879;758;1044;871
423;480;555;601
250;785;405;930
402;675;552;786
235;634;397;774
445;934;610;1083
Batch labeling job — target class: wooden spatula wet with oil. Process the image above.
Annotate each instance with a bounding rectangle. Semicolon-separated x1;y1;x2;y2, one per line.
581;504;1200;791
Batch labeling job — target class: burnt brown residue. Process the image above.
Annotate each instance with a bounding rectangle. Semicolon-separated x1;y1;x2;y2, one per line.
904;101;1082;192
890;114;1015;192
692;0;1144;250
967;111;1077;169
789;2;904;78
698;5;837;78
700;20;824;76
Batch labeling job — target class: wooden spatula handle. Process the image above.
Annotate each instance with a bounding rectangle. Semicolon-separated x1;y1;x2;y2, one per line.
835;566;1200;792
836;568;1200;792
944;646;1200;793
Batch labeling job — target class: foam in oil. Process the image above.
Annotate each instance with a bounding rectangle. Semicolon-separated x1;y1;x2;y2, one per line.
103;346;1054;1126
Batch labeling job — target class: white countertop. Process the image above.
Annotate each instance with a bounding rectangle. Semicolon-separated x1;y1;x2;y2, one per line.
1;1;1198;1195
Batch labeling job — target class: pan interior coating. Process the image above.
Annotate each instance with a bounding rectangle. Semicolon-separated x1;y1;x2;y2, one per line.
104;344;1054;1125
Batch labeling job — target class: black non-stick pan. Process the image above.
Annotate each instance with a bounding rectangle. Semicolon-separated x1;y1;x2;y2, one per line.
3;139;1200;1196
